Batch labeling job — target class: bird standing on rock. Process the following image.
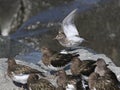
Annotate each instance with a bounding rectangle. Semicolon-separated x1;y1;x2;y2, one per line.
56;69;84;90
39;46;79;71
70;57;96;76
94;58;120;84
7;57;45;89
88;58;120;90
88;72;120;90
54;9;85;49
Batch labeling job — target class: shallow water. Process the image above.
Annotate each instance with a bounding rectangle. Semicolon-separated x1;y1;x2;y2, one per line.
0;0;120;66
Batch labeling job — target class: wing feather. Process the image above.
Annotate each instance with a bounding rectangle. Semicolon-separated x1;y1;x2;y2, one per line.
62;9;79;38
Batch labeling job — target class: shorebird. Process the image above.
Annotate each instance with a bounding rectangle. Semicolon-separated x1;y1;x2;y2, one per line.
39;46;79;71
56;70;84;90
70;57;96;76
88;58;120;90
55;9;85;49
94;58;119;83
7;57;45;89
88;72;120;90
27;74;56;90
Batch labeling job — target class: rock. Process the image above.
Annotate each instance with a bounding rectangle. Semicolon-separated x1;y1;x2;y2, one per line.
0;58;18;90
0;47;120;89
0;58;49;90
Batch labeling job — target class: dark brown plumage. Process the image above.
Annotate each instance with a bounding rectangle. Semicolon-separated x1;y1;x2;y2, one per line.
56;70;84;90
88;58;120;90
40;47;79;70
88;72;120;90
56;86;65;90
27;74;56;90
70;57;96;76
94;58;119;83
7;57;45;84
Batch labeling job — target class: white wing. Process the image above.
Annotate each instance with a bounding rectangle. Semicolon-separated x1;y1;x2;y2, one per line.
62;9;79;38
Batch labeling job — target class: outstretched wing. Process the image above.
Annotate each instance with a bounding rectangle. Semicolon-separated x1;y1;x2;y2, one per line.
62;9;79;38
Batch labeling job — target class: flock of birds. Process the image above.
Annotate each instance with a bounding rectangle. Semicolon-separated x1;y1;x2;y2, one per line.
6;9;120;90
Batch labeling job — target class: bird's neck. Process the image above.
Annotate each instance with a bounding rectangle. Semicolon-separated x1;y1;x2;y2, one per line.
42;54;51;65
44;51;52;56
8;60;17;68
73;60;82;68
95;66;107;76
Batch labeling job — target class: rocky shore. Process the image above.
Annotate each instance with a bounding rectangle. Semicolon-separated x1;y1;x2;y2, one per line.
0;48;120;90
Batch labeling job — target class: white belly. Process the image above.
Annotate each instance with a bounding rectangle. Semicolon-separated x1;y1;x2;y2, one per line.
12;74;29;84
66;84;76;90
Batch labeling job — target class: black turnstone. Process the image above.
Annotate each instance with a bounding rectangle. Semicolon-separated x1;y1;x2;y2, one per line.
7;57;45;86
70;57;96;76
88;72;120;90
54;9;85;48
27;74;56;90
56;70;84;90
39;46;79;71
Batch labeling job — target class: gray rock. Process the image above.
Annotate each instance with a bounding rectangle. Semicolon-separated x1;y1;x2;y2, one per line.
0;47;120;89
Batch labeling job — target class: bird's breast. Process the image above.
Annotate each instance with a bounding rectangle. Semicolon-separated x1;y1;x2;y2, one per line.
12;74;29;84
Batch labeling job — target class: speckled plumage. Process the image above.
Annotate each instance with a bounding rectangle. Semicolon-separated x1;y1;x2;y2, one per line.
7;57;45;84
88;58;120;90
55;9;84;48
27;74;56;90
56;70;84;90
88;72;120;90
70;57;96;76
94;58;120;84
40;47;79;71
56;86;65;90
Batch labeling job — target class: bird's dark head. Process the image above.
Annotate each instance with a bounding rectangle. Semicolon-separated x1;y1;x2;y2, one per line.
7;57;17;66
94;58;107;67
41;46;51;54
54;31;66;40
71;57;82;64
